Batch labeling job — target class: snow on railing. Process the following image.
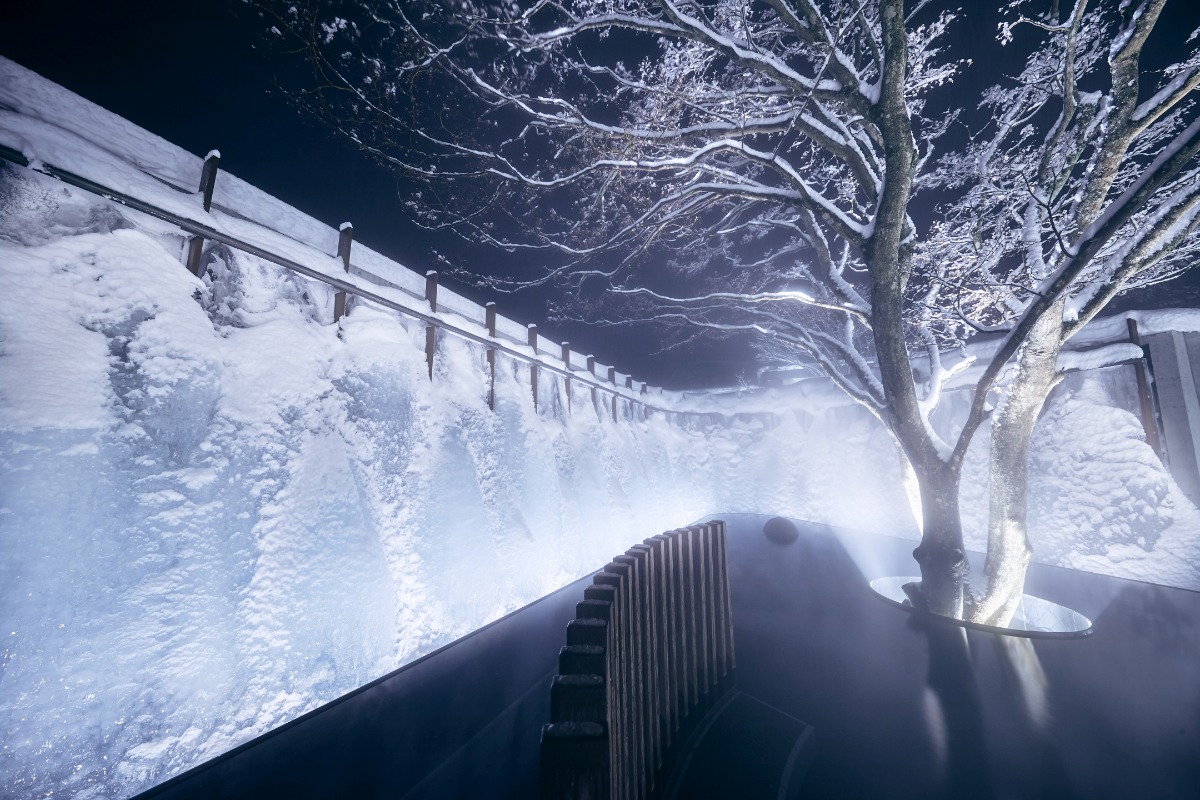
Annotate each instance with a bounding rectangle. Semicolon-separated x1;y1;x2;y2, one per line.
0;56;788;425
0;140;673;420
0;97;686;422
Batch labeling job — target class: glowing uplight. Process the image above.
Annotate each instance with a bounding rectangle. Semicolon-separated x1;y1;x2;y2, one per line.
832;525;921;583
869;577;1093;638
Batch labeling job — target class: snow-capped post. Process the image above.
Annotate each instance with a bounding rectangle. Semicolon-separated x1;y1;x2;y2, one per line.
185;150;221;275
561;342;572;414
333;222;353;322
1128;319;1165;460
425;270;438;311
184;236;205;277
607;367;617;422
586;355;598;415
625;376;634;421
528;324;539;410
425;271;437;380
485;302;497;411
337;223;353;269
198;150;220;213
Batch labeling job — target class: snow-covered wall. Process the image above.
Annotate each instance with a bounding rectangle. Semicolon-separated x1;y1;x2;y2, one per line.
957;368;1200;589
0;55;655;405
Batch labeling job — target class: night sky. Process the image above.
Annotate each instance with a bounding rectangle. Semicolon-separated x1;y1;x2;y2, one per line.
3;1;1198;388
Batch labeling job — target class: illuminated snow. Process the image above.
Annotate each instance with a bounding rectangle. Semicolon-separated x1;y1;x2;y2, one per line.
0;166;915;798
1;57;1198;797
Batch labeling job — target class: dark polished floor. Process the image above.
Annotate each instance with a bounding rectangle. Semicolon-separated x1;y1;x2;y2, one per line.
135;515;1200;799
727;515;1200;800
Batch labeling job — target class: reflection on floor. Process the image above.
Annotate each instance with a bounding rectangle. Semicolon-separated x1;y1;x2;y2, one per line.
869;575;1093;636
730;514;1200;800
137;514;1200;799
664;690;814;800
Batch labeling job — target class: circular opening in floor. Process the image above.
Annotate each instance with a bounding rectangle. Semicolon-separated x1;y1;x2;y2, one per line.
869;576;1093;638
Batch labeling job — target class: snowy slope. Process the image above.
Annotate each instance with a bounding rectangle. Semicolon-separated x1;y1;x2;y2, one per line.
0;55;654;399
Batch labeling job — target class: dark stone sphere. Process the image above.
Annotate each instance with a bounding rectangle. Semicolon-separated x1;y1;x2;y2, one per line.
763;516;800;546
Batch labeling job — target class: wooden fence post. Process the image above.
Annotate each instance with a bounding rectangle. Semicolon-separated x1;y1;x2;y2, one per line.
551;674;606;724
607;367;618;422
528;324;539;410
486;302;497;411
540;722;609;800
185;235;205;277
184;150;221;277
562;342;572;414
714;520;735;677
586;356;598;415
199;150;220;213
629;542;662;787
608;567;632;799
1128;318;1165;459
425;271;438;379
642;535;667;762
333;222;353;322
696;525;715;709
337;222;353;269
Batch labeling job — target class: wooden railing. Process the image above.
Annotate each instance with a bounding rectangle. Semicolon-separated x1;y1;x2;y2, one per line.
541;521;736;799
0;144;672;421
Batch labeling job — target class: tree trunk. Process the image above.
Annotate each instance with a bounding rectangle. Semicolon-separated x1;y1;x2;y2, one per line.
869;0;971;618
906;459;969;619
969;309;1064;626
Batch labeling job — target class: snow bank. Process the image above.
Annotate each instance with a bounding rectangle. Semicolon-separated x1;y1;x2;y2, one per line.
0;56;677;410
958;368;1200;591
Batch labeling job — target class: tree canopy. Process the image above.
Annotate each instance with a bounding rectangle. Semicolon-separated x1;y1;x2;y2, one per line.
261;0;1200;619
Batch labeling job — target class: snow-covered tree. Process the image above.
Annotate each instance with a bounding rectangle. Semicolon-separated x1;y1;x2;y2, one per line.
259;0;1200;620
925;0;1200;623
